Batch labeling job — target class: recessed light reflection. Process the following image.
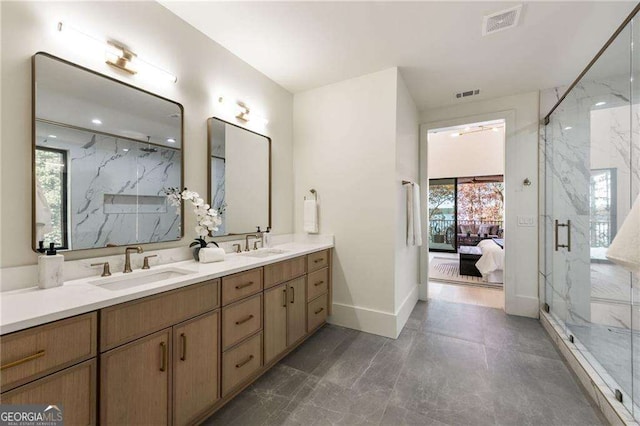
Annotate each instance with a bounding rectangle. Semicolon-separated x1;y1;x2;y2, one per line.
122;148;129;152
451;132;461;138
167;138;176;143
48;134;57;138
564;126;572;130
92;118;102;125
595;102;606;107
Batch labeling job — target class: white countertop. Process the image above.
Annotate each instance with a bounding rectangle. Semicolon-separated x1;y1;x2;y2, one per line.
0;241;333;335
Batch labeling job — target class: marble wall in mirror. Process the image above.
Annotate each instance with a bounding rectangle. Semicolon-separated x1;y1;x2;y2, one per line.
208;118;270;236
33;53;183;251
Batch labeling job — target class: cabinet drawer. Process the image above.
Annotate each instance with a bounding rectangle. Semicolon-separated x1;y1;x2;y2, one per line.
307;267;328;301
1;312;97;391
308;294;328;332
222;332;262;396
222;294;262;350
307;250;329;272
264;257;306;289
221;269;263;306
0;359;97;425
100;280;219;351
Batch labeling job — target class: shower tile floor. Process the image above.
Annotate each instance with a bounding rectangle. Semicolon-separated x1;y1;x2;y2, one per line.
203;300;605;425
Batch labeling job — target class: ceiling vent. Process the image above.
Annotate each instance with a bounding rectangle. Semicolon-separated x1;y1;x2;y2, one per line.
482;5;522;36
456;89;480;99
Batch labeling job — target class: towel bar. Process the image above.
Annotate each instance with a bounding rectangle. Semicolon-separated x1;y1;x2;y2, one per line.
402;180;414;185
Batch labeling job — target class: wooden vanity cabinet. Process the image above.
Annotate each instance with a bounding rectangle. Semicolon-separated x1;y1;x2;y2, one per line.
264;275;307;364
100;329;172;425
99;280;221;426
173;311;220;426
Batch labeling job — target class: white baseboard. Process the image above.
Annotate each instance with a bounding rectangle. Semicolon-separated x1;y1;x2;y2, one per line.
395;285;419;336
329;285;419;339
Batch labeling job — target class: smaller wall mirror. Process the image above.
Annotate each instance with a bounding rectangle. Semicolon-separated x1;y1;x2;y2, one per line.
208;118;270;236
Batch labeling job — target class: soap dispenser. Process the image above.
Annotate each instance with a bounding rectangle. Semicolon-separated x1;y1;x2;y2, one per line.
38;243;64;289
264;226;272;248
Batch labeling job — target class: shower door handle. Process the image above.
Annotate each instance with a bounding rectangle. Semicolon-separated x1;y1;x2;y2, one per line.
554;219;571;252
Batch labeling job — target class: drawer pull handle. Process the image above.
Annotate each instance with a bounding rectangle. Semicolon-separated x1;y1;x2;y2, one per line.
282;288;287;307
315;307;324;315
180;333;187;361
235;281;254;290
159;342;168;372
313;258;324;263
314;280;324;287
235;315;254;325
0;350;45;371
290;286;295;304
236;355;254;368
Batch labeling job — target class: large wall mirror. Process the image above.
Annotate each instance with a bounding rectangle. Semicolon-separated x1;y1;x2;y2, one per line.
33;53;183;252
208;118;270;237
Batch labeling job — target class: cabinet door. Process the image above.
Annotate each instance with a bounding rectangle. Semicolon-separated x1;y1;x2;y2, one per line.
287;277;307;346
0;359;96;425
173;311;219;426
264;284;287;364
100;329;171;425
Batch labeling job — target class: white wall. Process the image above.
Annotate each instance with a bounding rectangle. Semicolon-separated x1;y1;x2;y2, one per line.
0;2;293;271
394;73;420;336
294;67;418;338
428;128;505;179
421;91;540;318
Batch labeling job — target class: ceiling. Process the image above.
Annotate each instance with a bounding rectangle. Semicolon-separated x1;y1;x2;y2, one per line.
162;1;636;110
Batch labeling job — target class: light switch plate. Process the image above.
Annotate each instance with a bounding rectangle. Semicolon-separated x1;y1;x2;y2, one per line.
517;215;535;227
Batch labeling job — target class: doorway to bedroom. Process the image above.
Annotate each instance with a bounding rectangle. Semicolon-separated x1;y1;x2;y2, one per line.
426;119;506;308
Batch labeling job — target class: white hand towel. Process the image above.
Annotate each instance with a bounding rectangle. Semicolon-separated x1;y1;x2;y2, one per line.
607;194;640;272
406;184;414;246
304;199;319;233
412;183;423;246
199;247;225;263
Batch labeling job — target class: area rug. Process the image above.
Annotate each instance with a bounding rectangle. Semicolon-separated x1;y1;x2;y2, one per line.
430;256;503;289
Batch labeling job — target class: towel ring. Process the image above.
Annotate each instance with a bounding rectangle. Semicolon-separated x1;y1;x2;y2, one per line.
305;189;317;201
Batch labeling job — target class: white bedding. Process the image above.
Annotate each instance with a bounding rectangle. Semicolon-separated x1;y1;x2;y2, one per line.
475;239;504;277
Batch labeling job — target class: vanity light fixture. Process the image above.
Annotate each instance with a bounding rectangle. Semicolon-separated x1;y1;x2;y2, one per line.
57;22;178;84
218;97;269;126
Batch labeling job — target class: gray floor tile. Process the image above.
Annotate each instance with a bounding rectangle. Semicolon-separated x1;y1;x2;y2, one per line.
423;299;486;343
380;405;450;426
281;324;356;374
319;332;389;388
203;298;608;426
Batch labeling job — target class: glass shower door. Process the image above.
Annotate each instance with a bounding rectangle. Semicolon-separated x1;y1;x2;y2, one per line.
546;21;634;413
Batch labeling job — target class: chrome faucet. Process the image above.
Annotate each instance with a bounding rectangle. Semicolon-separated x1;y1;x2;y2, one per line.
124;246;143;273
245;235;261;251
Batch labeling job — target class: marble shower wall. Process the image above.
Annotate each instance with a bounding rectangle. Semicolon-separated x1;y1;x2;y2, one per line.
40;133;181;250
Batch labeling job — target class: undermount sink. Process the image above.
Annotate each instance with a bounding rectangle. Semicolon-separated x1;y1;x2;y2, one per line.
239;248;289;258
89;267;196;291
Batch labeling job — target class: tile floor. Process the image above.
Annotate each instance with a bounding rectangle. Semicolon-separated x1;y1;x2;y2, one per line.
203;300;605;425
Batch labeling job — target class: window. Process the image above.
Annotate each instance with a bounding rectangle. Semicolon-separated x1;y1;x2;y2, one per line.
590;168;617;249
35;147;68;249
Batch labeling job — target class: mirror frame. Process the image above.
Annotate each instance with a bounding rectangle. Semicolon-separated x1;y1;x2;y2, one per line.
206;117;272;241
31;52;185;253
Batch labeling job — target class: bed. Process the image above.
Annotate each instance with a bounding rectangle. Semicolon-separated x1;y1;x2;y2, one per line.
475;239;504;283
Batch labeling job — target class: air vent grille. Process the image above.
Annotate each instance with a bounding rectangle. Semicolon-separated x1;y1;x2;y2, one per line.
456;89;480;99
482;5;522;36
